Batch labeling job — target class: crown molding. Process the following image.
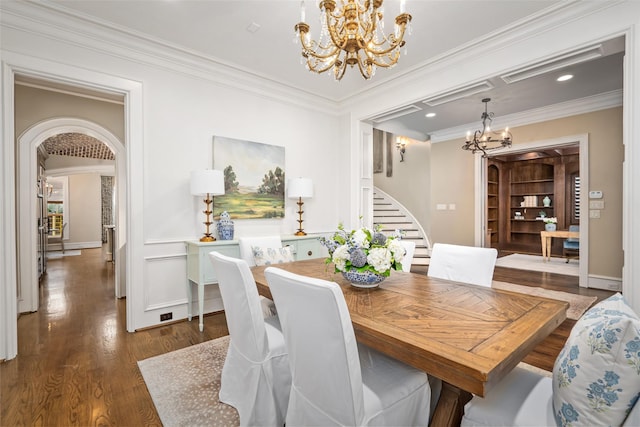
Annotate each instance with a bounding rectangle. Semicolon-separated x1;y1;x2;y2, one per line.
0;1;340;116
430;90;623;143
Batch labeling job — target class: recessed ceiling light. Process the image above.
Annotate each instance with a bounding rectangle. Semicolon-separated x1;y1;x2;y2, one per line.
557;74;573;82
425;112;436;118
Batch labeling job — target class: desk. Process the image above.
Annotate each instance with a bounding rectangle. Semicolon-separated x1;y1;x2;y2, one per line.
540;230;579;261
251;258;567;427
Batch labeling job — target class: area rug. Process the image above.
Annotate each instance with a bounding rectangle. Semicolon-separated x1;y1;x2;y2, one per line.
138;335;239;427
140;334;551;427
492;280;596;320
46;250;81;259
495;253;579;276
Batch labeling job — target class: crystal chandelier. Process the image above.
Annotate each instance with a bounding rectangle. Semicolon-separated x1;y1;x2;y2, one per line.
462;98;513;157
294;0;412;80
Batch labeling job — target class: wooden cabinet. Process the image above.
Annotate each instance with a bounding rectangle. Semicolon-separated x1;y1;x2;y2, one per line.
487;152;578;255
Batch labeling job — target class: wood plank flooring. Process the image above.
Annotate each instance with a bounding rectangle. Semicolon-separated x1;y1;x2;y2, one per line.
1;249;614;425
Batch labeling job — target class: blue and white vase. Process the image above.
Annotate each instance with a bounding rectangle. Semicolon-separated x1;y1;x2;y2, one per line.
342;269;386;288
545;223;556;232
217;211;234;240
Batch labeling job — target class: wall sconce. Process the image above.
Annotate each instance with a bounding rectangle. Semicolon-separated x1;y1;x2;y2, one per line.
287;177;314;236
396;137;408;162
190;169;225;242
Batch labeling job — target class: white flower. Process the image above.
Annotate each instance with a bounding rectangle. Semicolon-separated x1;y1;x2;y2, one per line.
351;228;370;249
367;247;392;273
388;239;405;263
332;244;350;272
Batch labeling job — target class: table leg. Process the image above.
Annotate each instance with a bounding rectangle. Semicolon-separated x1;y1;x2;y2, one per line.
541;234;547;262
430;382;472;427
198;281;204;332
546;237;553;262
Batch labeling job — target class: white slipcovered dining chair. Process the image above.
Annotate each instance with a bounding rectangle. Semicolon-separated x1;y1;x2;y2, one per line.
462;294;640;427
399;240;416;272
264;266;434;426
208;251;291;427
238;236;286;267
238;235;291;317
427;243;498;287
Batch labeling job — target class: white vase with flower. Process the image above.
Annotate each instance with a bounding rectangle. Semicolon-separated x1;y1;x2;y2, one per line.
544;217;558;231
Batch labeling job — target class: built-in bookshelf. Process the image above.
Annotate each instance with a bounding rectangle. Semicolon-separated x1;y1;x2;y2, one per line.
487;153;578;255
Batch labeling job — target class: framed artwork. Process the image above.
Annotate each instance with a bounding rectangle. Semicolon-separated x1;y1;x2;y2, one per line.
373;129;383;174
212;136;285;219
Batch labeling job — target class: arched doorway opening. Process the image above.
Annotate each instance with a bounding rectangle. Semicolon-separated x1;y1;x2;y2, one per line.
17;118;126;313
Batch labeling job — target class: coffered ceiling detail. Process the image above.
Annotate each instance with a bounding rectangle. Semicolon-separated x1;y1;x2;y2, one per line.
42;133;114;161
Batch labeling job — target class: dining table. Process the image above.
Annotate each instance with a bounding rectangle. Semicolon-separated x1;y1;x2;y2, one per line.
250;258;568;427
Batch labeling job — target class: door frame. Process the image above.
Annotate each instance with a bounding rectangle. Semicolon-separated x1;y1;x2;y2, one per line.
475;134;590;287
1;52;143;360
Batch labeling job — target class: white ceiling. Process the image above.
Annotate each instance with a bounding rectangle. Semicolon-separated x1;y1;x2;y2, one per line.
39;0;625;140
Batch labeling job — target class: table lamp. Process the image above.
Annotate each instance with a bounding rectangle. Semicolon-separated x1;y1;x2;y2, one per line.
190;169;225;242
287;177;313;236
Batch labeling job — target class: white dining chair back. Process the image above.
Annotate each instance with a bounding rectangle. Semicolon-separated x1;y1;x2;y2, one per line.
238;236;283;267
399;240;416;272
428;243;498;287
264;266;433;426
208;251;291;426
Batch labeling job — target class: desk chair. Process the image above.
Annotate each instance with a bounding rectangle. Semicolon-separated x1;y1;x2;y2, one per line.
563;224;580;263
428;243;498;287
48;222;67;253
208;251;291;426
265;266;434;426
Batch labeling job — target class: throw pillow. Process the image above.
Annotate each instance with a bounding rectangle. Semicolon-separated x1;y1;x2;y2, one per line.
252;246;294;267
552;293;640;426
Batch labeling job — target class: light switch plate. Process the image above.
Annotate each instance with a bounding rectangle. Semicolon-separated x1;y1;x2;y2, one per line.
589;190;603;199
590;200;605;209
590;209;601;218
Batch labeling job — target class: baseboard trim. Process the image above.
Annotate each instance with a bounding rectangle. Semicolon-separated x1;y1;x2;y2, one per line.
588;274;622;292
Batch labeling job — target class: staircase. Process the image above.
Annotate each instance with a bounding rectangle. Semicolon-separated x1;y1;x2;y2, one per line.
373;188;431;272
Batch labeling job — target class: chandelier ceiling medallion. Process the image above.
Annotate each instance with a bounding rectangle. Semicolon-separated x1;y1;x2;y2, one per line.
462;98;513;157
294;0;412;81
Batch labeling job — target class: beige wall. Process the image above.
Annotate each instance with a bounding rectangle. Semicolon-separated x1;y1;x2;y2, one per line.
14;84;124;141
374;136;431;236
68;174;103;247
432;107;623;278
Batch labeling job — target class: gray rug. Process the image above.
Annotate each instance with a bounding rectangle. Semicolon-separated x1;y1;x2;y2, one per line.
492;280;596;320
495;253;579;276
138;336;239;427
46;250;82;259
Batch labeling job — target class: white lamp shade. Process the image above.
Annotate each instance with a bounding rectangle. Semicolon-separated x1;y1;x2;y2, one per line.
287;177;313;199
190;169;225;196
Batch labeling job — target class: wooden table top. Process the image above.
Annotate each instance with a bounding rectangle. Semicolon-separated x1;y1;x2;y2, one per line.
251;258;568;397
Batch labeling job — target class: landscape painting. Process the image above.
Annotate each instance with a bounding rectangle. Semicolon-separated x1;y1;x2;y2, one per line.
212;136;285;219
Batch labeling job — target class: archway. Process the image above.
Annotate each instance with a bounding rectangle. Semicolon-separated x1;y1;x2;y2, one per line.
17;118;126;313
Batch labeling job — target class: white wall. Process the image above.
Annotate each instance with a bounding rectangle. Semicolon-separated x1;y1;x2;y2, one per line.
1;3;346;334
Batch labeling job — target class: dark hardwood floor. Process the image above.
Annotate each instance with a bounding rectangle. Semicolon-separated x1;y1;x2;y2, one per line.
1;248;614;425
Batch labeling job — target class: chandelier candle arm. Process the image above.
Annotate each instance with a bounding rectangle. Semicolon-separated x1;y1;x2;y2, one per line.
295;0;412;80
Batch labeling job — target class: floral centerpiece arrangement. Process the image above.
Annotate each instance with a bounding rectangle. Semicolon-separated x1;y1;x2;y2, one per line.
319;223;406;288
